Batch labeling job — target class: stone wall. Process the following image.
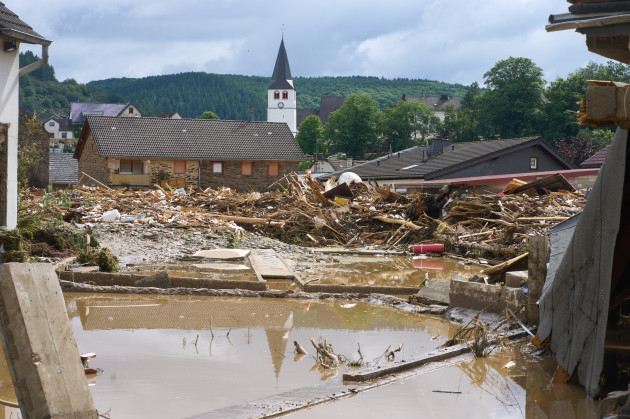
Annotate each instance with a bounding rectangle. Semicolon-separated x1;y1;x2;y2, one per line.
148;159;199;188
200;160;299;191
77;133;111;187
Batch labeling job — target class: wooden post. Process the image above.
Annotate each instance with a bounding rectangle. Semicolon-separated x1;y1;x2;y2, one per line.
528;235;550;326
0;263;97;418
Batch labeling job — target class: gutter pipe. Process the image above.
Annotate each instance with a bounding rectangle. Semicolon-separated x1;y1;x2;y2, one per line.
19;44;49;77
0;28;52;77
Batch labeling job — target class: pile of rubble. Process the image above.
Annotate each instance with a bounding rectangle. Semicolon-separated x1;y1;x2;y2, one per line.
17;172;587;261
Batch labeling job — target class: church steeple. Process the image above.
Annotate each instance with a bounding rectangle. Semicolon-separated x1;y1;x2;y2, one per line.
269;39;293;90
267;38;297;135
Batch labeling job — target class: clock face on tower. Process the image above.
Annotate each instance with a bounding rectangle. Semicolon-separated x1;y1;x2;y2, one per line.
278;102;284;109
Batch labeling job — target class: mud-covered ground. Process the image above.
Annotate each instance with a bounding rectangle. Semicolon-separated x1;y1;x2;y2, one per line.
90;222;312;267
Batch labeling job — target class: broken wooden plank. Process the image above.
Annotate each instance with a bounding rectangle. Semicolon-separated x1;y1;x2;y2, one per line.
481;252;529;283
343;329;529;382
0;263;97;418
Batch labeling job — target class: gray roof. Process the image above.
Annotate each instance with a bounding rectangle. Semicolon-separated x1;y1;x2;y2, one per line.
70;102;139;125
0;2;50;45
404;95;460;111
319;96;345;124
76;116;305;161
320;137;574;181
269;39;293;90
49;152;78;184
297;109;318;128
296;96;346;128
39;114;73;131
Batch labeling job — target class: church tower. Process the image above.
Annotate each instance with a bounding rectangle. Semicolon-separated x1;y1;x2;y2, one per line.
267;38;297;135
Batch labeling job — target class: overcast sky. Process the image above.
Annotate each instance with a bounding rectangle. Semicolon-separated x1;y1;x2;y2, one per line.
13;0;609;86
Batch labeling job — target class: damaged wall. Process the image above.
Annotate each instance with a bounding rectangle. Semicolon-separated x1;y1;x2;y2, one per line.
538;128;628;397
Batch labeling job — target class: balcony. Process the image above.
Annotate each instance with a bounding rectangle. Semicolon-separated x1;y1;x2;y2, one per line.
111;173;152;186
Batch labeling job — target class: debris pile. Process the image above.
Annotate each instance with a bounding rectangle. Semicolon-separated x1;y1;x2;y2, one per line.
15;172;587;261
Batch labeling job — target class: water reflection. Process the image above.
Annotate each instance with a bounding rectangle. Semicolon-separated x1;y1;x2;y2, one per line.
292;254;483;287
64;293;456;418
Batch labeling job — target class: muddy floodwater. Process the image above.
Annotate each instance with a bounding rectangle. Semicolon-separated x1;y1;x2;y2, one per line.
63;293;458;418
291;254;484;287
0;292;602;418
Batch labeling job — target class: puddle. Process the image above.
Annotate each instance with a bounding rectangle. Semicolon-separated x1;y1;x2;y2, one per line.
295;341;599;418
121;261;258;282
63;293;459;418
291;254;483;287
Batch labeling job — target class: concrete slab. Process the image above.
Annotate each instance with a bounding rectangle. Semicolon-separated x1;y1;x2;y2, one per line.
414;278;450;305
505;270;528;288
0;263;97;418
192;263;250;272
449;279;519;313
192;249;251;260
69;266;99;273
249;249;293;278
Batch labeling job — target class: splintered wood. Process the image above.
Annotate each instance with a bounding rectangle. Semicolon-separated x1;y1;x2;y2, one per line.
18;172;587;261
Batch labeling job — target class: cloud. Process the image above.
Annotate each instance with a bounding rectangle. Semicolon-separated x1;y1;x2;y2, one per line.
12;0;611;85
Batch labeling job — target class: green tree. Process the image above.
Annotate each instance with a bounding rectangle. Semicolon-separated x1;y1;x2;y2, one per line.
324;94;382;158
382;100;440;151
438;82;482;142
541;61;630;141
479;57;545;138
198;111;220;119
296;114;323;155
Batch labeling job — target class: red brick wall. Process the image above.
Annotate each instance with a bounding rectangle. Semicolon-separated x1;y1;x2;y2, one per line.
199;160;298;191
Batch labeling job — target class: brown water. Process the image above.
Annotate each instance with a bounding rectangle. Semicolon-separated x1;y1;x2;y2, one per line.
292;254;483;287
0;292;604;418
295;341;599;418
63;293;459;418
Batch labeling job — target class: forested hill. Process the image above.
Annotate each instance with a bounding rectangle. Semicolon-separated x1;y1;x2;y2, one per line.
17;51;468;120
87;73;469;120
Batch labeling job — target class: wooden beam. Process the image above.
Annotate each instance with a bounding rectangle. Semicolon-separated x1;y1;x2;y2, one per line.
527;235;550;326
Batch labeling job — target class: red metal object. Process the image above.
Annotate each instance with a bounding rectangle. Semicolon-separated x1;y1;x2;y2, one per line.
412;259;444;269
412;244;444;254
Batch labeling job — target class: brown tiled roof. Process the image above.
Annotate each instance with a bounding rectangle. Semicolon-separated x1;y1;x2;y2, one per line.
77;116;305;161
0;2;50;45
320;137;575;181
580;146;608;168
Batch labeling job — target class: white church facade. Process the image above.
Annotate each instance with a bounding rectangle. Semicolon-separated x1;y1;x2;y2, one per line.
267;39;297;135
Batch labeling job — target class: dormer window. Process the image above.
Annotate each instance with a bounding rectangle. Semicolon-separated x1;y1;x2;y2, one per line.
129;107;134;114
274;91;280;100
282;91;288;100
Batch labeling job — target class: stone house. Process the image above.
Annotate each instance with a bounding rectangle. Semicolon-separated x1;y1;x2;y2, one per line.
73;116;305;191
